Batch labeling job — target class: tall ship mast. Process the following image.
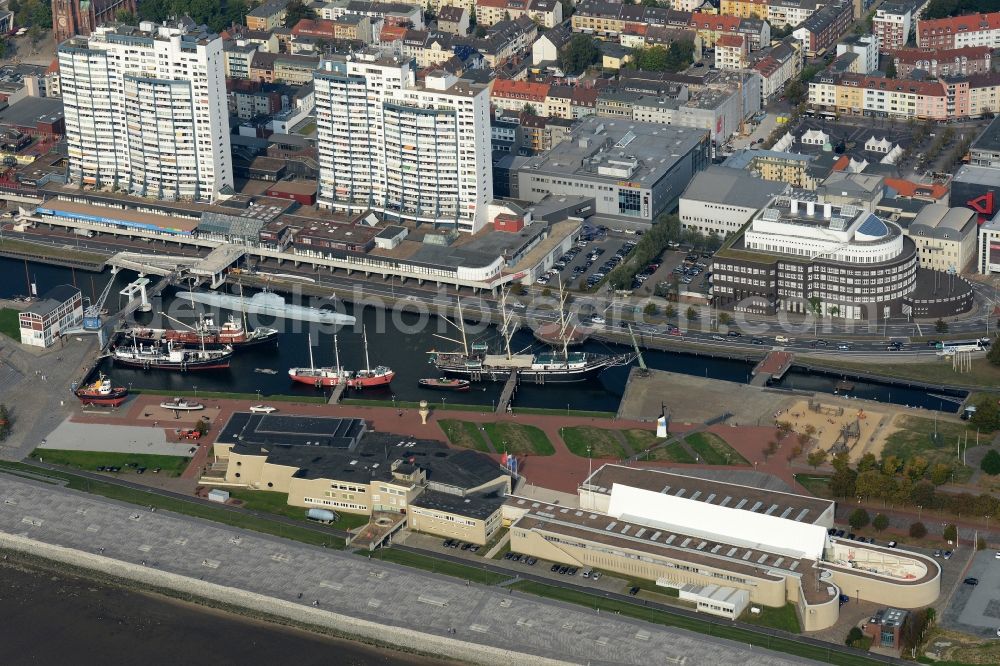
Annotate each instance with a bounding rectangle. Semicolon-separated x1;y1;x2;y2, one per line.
288;330;394;388
429;286;635;383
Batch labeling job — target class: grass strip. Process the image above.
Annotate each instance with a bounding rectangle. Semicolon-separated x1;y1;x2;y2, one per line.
560;426;626;458
341;398;486;412
483;422;555;456
510;581;877;666
515;407;616;419
0;307;19;340
367;548;510;585
30;449;190;477
438;419;491;452
685;432;749;465
0;461;344;549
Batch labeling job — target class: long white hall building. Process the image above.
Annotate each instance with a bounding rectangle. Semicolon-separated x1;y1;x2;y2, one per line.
58;19;233;203
314;50;493;234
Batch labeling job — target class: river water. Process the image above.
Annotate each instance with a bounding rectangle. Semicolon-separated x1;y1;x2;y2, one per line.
1;258;963;412
0;555;452;666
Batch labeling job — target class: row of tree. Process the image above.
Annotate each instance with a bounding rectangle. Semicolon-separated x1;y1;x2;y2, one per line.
558;35;695;75
137;0;255;33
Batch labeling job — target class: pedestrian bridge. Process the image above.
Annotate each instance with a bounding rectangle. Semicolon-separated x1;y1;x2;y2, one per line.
106;243;246;288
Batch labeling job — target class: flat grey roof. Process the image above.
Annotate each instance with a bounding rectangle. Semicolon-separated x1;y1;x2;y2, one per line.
0;96;64;128
972;116;1000;153
519;117;707;188
953;165;1000;186
681;165;788;208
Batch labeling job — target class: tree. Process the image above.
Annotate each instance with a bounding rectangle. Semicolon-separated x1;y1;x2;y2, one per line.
909;521;927;538
971;396;1000;432
988;339;1000;366
194;418;209;437
935;318;949;333
522;103;537;116
806;448;828;469
559;35;600;75
845;626;865;648
784;79;805;105
930;463;952;486
872;513;890;533
663;304;676;319
643;302;658;316
981;449;1000;476
797;431;811;448
910;479;936;507
856;452;878;474
685;306;698;321
115;8;136;22
718;312;733;327
884;58;897;79
848;507;870;530
641;0;659;5
855;470;889;500
943;523;958;543
830;451;857;498
284;0;318;27
632;45;669;71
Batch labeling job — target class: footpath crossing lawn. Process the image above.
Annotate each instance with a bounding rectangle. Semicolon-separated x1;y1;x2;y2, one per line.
684;432;749;465
482;422;555;456
438;419;491;452
623;429;696;463
560;426;626;458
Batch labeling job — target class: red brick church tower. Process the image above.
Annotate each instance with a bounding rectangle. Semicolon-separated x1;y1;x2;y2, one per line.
52;0;138;43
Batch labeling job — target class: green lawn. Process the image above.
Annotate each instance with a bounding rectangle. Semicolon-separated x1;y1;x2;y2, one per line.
740;603;802;634
516;407;616;419
368;548;510;585
0;308;19;340
0;460;345;548
31;449;190;477
624;429;696;463
483;422;555;456
221;489;369;531
883;415;974;483
798;355;1000;389
560;426;626;459
438;419;491;452
796;474;833;498
509;581;875;666
341;398;485;412
685;432;749;465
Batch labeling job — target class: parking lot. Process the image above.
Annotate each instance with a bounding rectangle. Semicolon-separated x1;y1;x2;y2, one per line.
943;549;1000;639
534;225;640;294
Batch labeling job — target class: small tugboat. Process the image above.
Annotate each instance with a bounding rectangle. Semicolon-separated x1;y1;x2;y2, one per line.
112;334;233;371
288;328;394;388
418;377;471;392
74;373;129;407
159;397;204;411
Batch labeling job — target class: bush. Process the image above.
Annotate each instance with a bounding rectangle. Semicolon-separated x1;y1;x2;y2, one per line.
848;507;870;530
943;523;957;543
845;626;864;647
981;449;1000;475
909;521;927;538
872;513;889;533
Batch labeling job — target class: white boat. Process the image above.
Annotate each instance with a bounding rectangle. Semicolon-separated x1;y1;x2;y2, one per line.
254;368;278;375
177;290;354;325
160;397;205;411
249;404;278;414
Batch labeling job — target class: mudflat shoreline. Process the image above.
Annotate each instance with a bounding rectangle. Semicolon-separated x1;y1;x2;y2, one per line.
0;550;457;666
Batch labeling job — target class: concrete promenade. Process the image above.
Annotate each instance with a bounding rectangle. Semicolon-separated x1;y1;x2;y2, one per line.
0;475;810;666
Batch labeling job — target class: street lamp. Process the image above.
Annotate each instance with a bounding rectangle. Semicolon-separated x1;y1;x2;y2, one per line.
193;385;198;399
918;504;923;522
256;389;261;401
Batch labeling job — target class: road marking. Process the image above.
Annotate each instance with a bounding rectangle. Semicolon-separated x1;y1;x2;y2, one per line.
596;636;610;646
319;580;343;591
469;624;489;633
271;553;290;563
516;617;534;628
21;516;42;526
86;524;99;532
173;537;188;546
418;594;449;607
201;558;220;569
137;544;151;553
367;598;382;609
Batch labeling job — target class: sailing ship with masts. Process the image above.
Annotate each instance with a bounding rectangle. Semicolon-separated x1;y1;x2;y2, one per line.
429;282;634;383
287;327;394;388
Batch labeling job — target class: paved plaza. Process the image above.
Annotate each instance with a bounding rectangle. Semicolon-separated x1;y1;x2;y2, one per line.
37;420;194;456
943;550;1000;640
0;475;813;666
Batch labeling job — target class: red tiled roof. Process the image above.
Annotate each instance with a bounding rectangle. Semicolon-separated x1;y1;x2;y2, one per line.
380;25;407;42
884;178;947;200
690;12;740;31
888;45;992;65
292;18;336;37
918;11;1000;36
491;78;551;102
832;155;850;172
716;33;745;48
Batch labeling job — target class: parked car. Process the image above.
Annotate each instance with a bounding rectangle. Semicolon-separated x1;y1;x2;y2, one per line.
775;335;789;343
964;577;979;586
629;586;640;596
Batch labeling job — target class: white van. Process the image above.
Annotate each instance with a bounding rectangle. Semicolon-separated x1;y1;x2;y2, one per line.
774;335;790;344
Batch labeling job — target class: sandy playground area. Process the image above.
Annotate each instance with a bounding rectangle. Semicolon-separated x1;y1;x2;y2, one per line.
779;398;897;462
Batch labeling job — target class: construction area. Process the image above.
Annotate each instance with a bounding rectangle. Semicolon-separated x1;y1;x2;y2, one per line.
780;398;895;463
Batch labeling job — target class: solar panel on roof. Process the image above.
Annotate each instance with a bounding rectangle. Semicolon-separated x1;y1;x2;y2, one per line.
794;509;810;522
650;531;661;541
790;561;800;570
742;551;753;560
660;485;671;494
726;547;737;557
757;554;768;564
696;541;707;550
720;496;732;507
765;504;778;515
675;488;686;497
635;528;647;538
621;525;631;534
665;535;676;544
690;491;701;501
773;557;785;568
706;493;716;503
750;501;763;512
680;538;691;547
780;507;793;519
605;522;617;531
735;499;748;510
711;545;721;553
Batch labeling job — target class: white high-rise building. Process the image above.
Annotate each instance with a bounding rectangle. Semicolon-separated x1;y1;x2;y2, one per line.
58;19;233;202
314;51;492;233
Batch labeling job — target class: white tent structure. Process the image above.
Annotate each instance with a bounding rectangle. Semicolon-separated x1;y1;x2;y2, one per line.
606;483;828;561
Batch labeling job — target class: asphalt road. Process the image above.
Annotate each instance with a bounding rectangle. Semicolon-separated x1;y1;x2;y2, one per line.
5;227;996;355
